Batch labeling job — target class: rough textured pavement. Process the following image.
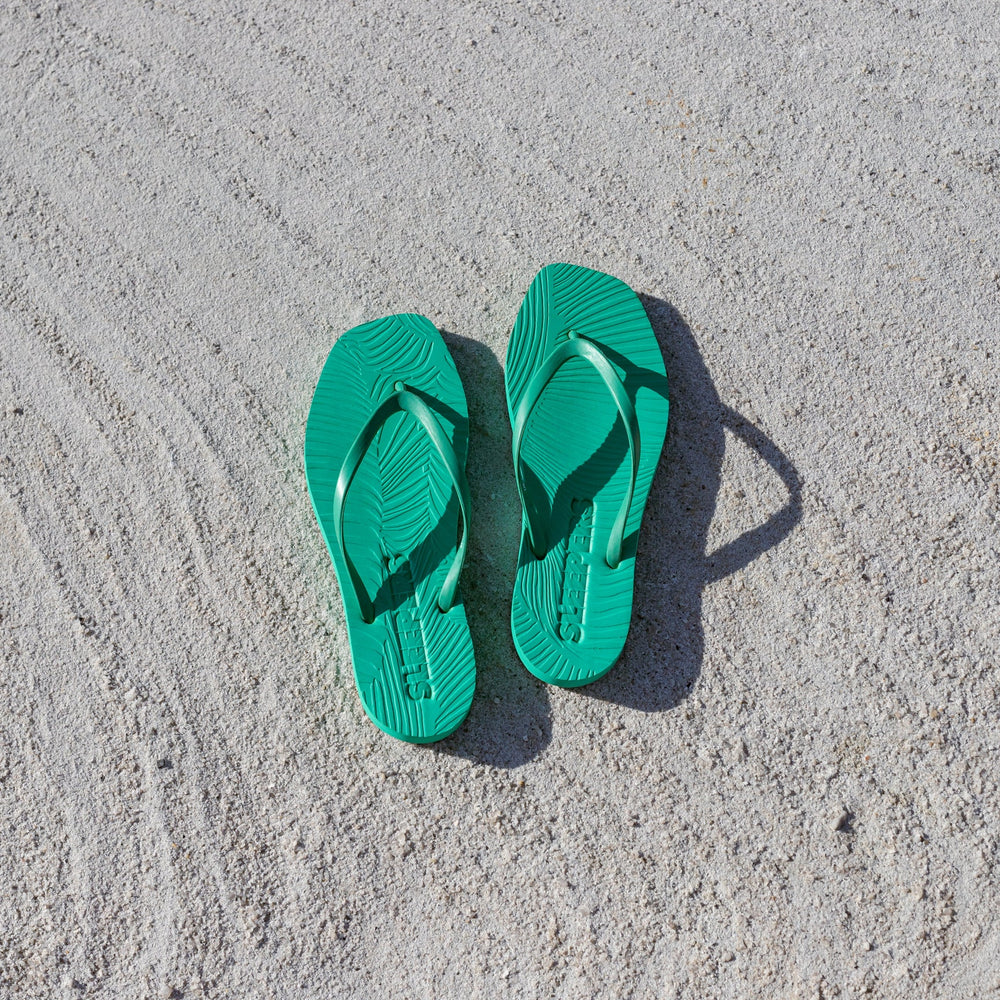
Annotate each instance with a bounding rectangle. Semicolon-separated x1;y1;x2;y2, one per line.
1;2;998;997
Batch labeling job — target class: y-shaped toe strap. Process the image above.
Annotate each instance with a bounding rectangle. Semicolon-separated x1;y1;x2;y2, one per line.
511;332;640;569
334;382;470;624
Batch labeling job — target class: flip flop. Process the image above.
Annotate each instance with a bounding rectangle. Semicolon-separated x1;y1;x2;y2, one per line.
505;264;669;687
304;314;476;743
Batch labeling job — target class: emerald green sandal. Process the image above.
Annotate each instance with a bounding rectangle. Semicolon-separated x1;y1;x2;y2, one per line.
304;314;476;743
505;264;669;687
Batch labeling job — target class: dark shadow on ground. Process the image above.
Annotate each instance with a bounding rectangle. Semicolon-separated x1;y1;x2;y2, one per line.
430;330;552;768
583;294;803;711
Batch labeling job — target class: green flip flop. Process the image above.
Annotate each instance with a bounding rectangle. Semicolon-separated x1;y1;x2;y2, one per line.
505;264;669;687
304;314;476;743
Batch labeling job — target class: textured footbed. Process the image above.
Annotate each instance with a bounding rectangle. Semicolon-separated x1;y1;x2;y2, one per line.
505;264;669;687
304;314;475;743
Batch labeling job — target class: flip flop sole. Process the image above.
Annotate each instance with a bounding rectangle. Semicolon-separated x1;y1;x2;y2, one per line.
305;315;476;742
506;264;669;687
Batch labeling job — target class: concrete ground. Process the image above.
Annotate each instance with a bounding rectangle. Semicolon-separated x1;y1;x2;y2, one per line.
1;2;998;997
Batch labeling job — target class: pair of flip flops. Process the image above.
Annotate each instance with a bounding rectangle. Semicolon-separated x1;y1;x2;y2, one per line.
304;264;670;743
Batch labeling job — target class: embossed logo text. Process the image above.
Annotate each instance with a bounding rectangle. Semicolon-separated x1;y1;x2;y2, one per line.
385;554;433;699
557;499;593;642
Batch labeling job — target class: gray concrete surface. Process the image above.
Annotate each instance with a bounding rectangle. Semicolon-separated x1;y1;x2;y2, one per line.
1;2;998;997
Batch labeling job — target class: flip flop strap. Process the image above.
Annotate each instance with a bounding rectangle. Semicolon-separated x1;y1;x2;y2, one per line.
333;382;470;624
511;332;640;569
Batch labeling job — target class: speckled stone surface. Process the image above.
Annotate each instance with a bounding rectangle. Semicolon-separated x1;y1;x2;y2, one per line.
1;2;998;997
